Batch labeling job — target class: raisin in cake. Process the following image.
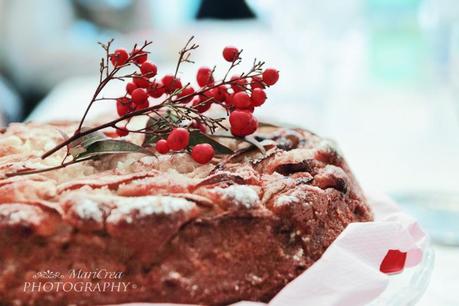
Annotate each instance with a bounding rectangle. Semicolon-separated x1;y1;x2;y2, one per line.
0;122;372;305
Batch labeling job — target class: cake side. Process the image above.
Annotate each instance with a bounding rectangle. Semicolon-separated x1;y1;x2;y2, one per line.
0;122;372;305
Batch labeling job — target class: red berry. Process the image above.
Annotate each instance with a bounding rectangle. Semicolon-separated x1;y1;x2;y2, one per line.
133;75;150;88
140;61;157;77
230;76;247;93
262;68;279;86
131;88;148;105
161;75;174;87
233;92;251;109
172;79;183;93
191;143;215;164
131;49;148;64
126;82;137;95
155;139;170;154
223;46;239;62
225;92;234;106
178;86;195;103
116;98;131;116
242;106;255;113
116;127;129;137
135;100;149;110
191;120;207;133
167;128;190;151
251;75;265;89
161;75;182;94
200;91;214;104
251;88;267;107
110;49;129;67
147;81;165;98
229;110;258;137
196;67;214;87
209;85;227;102
192;96;212;113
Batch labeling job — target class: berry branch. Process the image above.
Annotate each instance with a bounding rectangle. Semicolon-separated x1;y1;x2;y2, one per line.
222;47;243;81
6;156;94;177
7;37;279;177
76;40;153;134
174;36;199;78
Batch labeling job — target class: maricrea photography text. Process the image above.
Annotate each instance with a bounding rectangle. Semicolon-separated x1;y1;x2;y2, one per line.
23;269;137;293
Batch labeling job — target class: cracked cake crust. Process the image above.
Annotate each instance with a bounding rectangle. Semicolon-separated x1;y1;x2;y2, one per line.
0;122;372;305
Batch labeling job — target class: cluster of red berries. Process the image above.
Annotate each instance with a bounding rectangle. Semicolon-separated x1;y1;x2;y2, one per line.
111;44;279;164
189;52;279;138
155;128;214;164
112;48;161;129
205;47;279;137
113;48;186;127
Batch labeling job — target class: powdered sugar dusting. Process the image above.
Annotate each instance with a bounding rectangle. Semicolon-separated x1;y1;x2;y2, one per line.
215;185;259;208
274;194;299;207
74;198;103;222
321;164;346;177
107;196;195;224
316;138;342;157
0;204;44;225
292;248;304;261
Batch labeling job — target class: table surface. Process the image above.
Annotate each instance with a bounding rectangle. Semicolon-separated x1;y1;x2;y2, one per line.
418;245;459;306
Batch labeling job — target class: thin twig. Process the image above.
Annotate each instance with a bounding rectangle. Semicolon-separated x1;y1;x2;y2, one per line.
5;157;94;178
76;40;153;134
223;49;243;81
41;70;262;159
174;36;199;78
41;38;266;161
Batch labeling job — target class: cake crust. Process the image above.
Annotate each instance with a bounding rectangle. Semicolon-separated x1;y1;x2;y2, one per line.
0;122;372;305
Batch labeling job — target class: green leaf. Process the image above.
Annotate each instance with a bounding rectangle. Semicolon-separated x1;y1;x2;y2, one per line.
142;113;178;146
243;135;266;155
259;121;280;128
143;117;162;146
143;130;169;147
68;130;106;158
189;130;234;154
76;139;154;160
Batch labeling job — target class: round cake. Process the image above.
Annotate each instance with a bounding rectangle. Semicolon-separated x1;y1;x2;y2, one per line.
0;122;372;305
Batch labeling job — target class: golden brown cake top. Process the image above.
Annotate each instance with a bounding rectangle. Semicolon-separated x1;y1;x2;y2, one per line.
0;121;370;233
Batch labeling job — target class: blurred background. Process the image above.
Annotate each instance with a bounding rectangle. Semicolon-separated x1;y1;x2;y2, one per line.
0;0;458;304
